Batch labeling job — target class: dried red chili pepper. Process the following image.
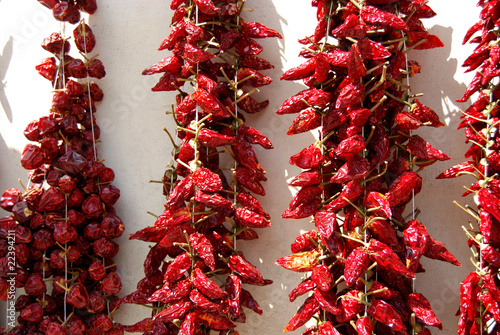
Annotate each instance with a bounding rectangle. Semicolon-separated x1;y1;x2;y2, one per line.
344;247;371;286
226;274;242;318
192;268;227;299
164;252;192;282
408;293;443;329
289;278;315;302
356;317;374;335
367;299;406;332
152;300;191;323
337;290;365;323
276;251;319;273
189;232;216;270
228;254;271;285
197;312;236;330
148;278;191;304
289;145;324;169
368;239;415;278
283;296;320;332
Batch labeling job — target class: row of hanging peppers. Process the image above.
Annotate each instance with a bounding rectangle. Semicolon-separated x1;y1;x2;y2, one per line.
122;0;280;334
0;0;489;334
275;0;461;334
0;1;126;334
438;0;500;333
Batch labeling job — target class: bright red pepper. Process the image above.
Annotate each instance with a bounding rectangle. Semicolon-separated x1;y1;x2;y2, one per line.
408;293;443;329
192;268;227;299
283;296;320;332
367;299;406;332
368;239;415;278
344;247;371;286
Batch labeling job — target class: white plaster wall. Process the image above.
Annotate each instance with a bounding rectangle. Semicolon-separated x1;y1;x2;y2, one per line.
0;0;481;333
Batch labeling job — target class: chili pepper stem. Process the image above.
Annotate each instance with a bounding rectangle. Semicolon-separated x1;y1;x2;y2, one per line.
365;80;384;97
163;127;180;150
410;313;418;332
60;312;74;327
304;36;322;53
370;95;387;112
363;126;377;147
194;211;218;225
386;91;412;107
170;104;183;128
382;36;408;45
341;197;367;218
337;232;368;247
177;158;196;172
366;61;389;75
218;254;228;264
146;211;159;219
461;225;482;244
362;216;388;230
342;294;371;306
403;39;427;54
454;200;481;221
378;65;388;85
364;287;389;297
345;37;358;45
176;126;197;135
222;146;238;162
349;0;362;10
55;281;71;292
223;240;238;253
307;235;319;248
362;162;388;186
366;29;386;34
317;129;336;148
388;77;411;90
219;67;238;92
237;73;257;86
233;88;260;105
229;226;249;239
224;107;243;125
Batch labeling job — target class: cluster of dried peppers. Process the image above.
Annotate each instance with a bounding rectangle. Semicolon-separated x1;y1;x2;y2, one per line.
438;0;500;333
123;0;279;333
0;1;126;334
275;0;461;333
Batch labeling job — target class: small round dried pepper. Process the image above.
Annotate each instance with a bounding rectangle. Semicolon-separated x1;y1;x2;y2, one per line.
0;1;124;333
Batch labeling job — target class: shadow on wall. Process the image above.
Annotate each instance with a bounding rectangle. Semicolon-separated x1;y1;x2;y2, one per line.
0;135;24;215
412;25;468;145
0;36;13;123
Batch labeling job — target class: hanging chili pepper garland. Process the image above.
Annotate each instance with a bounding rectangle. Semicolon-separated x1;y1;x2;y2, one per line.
0;1;126;334
439;0;500;333
124;0;280;333
275;0;460;334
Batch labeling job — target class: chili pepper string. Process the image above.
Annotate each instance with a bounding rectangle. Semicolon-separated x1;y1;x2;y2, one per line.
0;1;127;333
275;0;460;333
440;2;500;332
80;14;114;320
124;0;280;333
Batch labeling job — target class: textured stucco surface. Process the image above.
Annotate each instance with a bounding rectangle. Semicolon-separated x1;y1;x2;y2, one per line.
0;0;481;333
